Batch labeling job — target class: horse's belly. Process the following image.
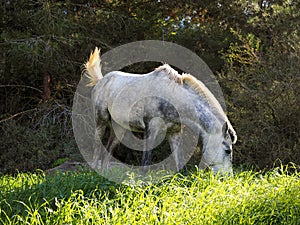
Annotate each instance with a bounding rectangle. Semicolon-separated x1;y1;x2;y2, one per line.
109;105;146;132
109;100;181;134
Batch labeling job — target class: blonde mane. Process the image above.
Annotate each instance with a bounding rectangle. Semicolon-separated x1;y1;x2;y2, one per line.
156;64;226;120
181;73;226;119
155;64;183;84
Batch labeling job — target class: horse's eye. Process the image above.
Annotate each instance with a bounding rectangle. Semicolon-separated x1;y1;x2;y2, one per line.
225;149;232;155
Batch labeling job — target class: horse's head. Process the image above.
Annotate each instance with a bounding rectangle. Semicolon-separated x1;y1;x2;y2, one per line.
200;121;237;175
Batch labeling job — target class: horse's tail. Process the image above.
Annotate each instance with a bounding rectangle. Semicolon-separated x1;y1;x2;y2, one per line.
85;47;103;86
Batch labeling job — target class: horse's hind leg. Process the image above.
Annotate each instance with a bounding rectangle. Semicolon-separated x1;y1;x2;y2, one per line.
92;123;106;169
102;127;120;169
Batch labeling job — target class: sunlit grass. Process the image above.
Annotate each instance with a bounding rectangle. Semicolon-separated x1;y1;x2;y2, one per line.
0;165;299;224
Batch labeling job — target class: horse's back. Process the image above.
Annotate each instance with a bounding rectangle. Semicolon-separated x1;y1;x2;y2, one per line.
92;70;182;101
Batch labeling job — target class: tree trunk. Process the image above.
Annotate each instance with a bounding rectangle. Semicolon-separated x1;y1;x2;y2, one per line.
42;72;51;101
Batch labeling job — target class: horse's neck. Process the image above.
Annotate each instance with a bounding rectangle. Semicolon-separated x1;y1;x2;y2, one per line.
179;93;225;137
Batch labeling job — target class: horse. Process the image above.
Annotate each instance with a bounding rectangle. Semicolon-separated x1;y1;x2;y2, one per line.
84;47;237;174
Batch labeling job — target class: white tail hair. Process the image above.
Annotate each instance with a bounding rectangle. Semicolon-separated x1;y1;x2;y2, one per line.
85;47;103;86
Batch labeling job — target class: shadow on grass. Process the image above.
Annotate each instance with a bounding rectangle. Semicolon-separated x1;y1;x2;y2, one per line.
0;169;120;221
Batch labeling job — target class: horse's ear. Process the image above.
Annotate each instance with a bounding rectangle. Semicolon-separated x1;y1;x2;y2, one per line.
222;121;237;144
222;122;228;136
229;129;237;144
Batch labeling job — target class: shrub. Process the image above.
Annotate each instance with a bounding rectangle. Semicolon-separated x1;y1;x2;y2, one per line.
0;102;80;173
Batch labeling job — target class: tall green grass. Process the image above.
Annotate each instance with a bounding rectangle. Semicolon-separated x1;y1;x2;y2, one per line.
0;165;299;225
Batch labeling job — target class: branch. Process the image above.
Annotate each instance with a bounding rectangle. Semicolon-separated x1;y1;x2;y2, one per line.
0;108;38;123
0;85;42;93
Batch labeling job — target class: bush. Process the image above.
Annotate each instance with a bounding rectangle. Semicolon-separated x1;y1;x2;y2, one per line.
219;26;300;169
0;102;81;173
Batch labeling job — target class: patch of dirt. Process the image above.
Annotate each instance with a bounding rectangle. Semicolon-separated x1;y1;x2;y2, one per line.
45;161;89;174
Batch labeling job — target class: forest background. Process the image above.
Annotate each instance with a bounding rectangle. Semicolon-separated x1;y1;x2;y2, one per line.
1;0;299;173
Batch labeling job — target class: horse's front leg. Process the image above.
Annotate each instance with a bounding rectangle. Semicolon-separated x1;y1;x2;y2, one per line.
168;131;185;171
141;117;167;172
141;128;152;169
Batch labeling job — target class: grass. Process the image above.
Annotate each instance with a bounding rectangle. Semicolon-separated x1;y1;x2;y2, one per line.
0;165;299;225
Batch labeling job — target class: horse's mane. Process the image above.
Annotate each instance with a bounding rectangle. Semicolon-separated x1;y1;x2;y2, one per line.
155;64;228;122
155;64;183;84
182;73;227;119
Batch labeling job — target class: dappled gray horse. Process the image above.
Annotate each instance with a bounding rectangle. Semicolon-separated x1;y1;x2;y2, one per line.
85;47;237;173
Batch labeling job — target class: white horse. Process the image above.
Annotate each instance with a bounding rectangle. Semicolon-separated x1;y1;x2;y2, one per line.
85;47;237;174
